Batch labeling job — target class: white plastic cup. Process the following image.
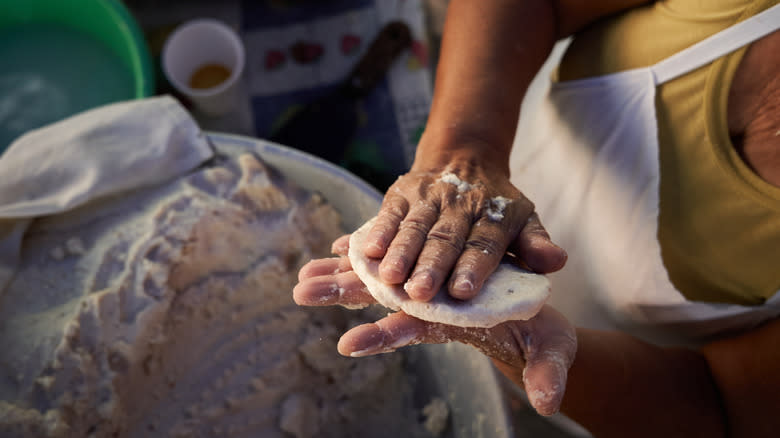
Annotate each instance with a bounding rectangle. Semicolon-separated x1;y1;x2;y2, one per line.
162;19;245;116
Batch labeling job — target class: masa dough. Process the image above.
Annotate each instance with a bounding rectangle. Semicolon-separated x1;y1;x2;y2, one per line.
0;154;432;438
349;217;551;328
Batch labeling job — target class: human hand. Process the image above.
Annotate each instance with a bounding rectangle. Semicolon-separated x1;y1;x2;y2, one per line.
293;236;577;416
361;166;566;301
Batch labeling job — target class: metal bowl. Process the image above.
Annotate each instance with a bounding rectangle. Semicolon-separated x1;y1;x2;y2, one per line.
210;132;513;438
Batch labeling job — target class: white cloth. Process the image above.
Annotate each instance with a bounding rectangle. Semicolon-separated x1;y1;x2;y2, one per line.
511;4;780;344
0;95;214;293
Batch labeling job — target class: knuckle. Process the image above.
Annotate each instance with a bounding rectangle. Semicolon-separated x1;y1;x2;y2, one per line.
523;219;551;239
379;203;407;223
427;224;466;251
398;216;430;237
411;199;440;216
515;194;534;212
508;197;535;223
464;234;502;256
381;192;409;212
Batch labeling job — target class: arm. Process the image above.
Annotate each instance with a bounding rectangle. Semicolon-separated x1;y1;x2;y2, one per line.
555;317;780;438
363;0;652;301
419;0;558;174
422;0;653;173
701;316;780;437
554;329;727;438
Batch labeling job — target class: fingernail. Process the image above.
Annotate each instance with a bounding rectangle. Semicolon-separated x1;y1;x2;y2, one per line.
450;274;475;299
347;330;418;357
350;345;394;357
366;239;384;253
340;326;386;357
453;275;474;292
405;271;434;297
387;256;405;271
528;388;559;416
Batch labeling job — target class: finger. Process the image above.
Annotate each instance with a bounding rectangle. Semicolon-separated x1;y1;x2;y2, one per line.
518;307;577;416
404;213;470;301
523;352;571;416
378;203;439;284
510;213;567;274
337;311;461;357
446;220;506;300
337;310;526;360
293;270;376;308
363;192;409;259
331;234;351;256
297;257;351;281
447;196;535;300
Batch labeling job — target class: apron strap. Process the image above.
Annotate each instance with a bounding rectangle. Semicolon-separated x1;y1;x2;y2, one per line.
651;3;780;85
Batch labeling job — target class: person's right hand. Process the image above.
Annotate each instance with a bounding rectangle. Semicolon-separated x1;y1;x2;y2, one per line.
294;235;577;416
360;163;566;302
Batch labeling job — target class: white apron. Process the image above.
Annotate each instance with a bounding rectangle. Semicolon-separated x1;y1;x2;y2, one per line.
511;4;780;344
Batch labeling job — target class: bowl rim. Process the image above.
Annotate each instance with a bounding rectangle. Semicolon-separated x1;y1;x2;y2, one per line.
96;0;155;98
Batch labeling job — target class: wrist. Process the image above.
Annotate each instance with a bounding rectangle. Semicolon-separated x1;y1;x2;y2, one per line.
412;127;513;177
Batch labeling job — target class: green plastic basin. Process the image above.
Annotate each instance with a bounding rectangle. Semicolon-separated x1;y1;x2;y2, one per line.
0;0;153;151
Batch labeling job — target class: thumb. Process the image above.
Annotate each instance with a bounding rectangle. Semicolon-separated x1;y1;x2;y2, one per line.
519;307;577;416
523;349;574;416
510;213;567;273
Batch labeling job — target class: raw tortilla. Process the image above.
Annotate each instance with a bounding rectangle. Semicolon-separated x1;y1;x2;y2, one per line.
348;217;551;328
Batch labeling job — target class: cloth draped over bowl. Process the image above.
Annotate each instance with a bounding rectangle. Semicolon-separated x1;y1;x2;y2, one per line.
0;96;214;294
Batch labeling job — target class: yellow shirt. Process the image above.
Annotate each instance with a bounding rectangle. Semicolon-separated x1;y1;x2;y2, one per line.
557;0;780;305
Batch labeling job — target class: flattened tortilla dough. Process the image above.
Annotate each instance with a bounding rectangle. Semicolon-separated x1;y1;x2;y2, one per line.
348;217;551;328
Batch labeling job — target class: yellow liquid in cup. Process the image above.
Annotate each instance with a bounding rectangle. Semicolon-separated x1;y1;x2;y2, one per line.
188;63;231;89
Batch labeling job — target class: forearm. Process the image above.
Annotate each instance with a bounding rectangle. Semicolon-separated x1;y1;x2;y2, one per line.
560;329;727;438
415;0;653;175
415;0;558;176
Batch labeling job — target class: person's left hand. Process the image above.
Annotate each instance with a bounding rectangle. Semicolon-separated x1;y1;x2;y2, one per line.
293;235;577;416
